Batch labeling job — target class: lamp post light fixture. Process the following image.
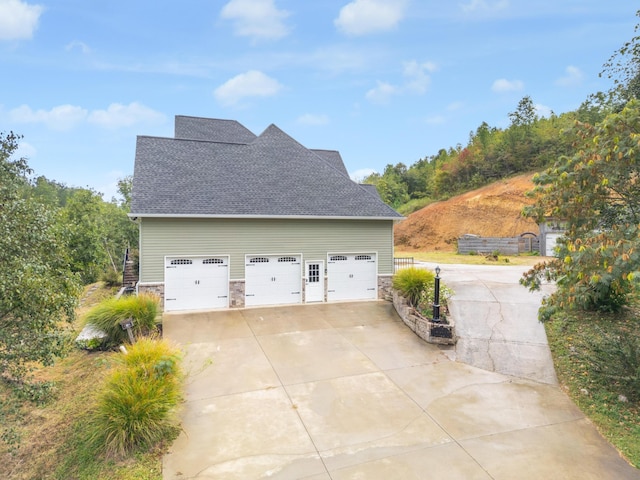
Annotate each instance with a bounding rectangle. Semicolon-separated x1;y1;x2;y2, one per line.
433;266;441;323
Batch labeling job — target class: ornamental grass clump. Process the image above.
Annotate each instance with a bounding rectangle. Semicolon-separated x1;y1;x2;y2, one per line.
89;338;183;459
392;267;435;306
82;293;160;345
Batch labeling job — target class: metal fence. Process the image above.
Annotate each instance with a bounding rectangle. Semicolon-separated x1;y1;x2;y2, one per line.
394;257;415;272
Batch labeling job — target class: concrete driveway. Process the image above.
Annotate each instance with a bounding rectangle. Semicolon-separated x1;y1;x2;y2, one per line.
424;262;558;384
162;282;639;478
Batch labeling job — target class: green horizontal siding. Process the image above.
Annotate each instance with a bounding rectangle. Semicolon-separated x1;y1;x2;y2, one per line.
139;218;394;283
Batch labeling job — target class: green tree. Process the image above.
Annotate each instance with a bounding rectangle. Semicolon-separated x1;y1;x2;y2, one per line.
116;174;133;209
363;164;410;208
100;199;138;275
0;132;81;384
521;100;640;319
601;9;640;104
61;189;108;284
508;95;538;128
31;175;77;207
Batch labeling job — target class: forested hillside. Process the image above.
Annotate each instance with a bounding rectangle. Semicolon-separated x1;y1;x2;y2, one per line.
364;95;611;214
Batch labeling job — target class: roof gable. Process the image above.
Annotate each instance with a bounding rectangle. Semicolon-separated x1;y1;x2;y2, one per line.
174;115;257;143
131;117;401;220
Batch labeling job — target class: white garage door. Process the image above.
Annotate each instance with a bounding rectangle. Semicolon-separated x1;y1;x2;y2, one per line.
545;233;563;257
164;256;229;312
327;253;377;302
245;255;302;307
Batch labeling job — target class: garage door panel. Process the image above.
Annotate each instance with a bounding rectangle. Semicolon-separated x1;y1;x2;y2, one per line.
245;255;301;307
327;253;377;302
164;256;229;312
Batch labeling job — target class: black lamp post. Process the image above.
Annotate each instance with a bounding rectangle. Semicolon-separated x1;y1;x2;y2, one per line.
432;266;441;323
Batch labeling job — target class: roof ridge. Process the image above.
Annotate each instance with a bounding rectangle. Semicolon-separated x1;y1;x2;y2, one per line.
138;134;249;146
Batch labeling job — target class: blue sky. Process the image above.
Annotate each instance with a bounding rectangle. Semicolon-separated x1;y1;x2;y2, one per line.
0;0;637;199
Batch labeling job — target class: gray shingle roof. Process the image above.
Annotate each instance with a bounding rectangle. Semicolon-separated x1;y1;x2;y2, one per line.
310;149;349;176
131;117;402;219
174;115;257;143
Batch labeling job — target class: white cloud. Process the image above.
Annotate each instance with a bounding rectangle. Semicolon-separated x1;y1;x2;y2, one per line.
491;78;524;93
425;115;446;125
365;81;399;104
15;140;36;159
535;103;553;118
65;40;91;54
9;102;165;130
461;0;509;14
297;113;329;126
10;104;88;131
96;170;125;201
88;102;166;128
0;0;43;40
335;0;408;36
214;70;283;106
366;59;436;104
220;0;290;41
403;60;437;94
556;65;584;87
350;167;376;182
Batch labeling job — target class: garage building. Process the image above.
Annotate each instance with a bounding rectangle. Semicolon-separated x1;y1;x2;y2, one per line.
130;116;403;311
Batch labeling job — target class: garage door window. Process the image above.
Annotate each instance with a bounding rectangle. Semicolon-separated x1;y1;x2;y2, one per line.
355;255;372;261
330;255;347;261
203;258;224;264
278;256;298;263
170;259;193;265
249;257;269;263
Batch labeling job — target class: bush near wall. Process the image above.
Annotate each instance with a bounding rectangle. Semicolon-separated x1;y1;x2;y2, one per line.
392;267;435;306
82;293;160;346
87;338;183;459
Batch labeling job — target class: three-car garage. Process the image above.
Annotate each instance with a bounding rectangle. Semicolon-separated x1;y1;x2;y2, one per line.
163;252;378;312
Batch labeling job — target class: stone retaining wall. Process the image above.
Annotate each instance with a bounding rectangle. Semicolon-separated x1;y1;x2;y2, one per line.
392;290;456;345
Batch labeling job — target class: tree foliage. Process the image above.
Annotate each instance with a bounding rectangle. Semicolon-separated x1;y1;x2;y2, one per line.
0;131;139;386
521;100;640;319
602;9;640;104
363;97;580;209
0;132;81;383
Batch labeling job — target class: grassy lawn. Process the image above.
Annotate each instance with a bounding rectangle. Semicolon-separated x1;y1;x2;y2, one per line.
544;306;640;468
394;248;542;266
0;284;167;480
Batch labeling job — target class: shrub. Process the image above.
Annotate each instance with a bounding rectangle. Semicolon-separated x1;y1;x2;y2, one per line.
100;268;121;287
583;327;640;402
82;293;160;345
89;338;183;458
392;267;435;306
418;283;455;320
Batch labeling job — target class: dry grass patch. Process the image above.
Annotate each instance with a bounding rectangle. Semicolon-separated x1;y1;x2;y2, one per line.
0;284;173;480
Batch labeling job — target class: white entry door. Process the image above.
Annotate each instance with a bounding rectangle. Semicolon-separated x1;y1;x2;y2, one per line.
305;261;324;303
545;232;563;257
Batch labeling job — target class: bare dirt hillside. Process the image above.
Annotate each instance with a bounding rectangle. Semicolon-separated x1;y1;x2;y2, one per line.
394;173;540;252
